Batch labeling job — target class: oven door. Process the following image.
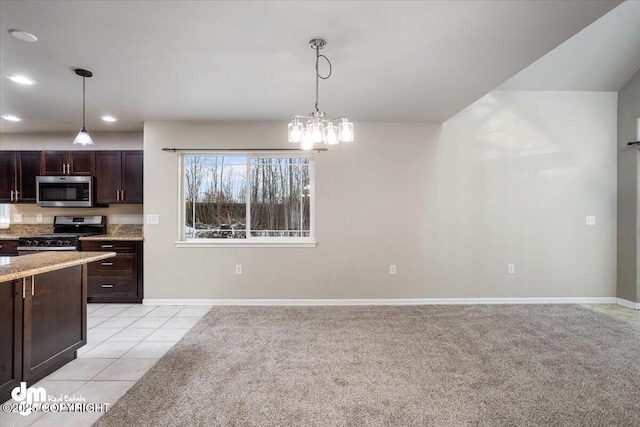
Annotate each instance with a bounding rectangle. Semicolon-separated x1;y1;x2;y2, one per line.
36;176;93;207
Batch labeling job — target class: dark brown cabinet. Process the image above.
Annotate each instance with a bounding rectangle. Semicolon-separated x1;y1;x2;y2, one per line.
95;151;143;204
0;151;41;203
81;240;143;303
0;267;87;402
0;240;19;256
41;151;94;176
0;280;22;400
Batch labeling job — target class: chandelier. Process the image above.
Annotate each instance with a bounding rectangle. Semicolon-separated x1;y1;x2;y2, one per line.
288;39;354;150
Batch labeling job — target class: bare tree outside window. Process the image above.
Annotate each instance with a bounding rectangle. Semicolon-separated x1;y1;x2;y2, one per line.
184;154;312;240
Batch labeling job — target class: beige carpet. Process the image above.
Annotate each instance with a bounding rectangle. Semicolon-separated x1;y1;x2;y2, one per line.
95;305;640;426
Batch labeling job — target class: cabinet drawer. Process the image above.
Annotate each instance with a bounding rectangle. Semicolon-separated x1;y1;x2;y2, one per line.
87;253;136;275
81;240;136;253
88;275;137;297
0;240;18;256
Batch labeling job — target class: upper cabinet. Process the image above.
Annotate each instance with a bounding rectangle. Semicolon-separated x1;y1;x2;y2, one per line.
0;151;41;203
41;151;94;176
95;151;143;204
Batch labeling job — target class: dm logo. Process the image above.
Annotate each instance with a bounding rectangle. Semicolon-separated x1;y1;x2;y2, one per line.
11;382;47;416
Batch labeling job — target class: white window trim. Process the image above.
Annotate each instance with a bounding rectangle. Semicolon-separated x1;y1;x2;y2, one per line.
175;151;316;248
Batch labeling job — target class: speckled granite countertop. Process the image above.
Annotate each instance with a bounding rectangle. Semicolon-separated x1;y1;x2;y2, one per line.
79;234;144;241
0;234;19;240
0;251;116;282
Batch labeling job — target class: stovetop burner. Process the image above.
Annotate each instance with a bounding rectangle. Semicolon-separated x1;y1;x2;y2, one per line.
17;215;107;252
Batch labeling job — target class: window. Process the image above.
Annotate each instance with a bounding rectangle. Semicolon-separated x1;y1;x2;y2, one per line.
0;204;9;229
178;153;315;247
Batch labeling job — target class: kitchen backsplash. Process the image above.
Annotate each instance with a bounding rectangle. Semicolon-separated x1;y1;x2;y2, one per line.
5;223;143;236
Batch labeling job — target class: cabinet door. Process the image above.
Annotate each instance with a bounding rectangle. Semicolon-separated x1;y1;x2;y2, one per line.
122;151;143;203
0;279;22;400
16;151;41;203
69;151;95;175
95;151;122;204
41;151;67;175
0;151;16;202
22;267;86;382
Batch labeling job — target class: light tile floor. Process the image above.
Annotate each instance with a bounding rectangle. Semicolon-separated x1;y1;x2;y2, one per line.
1;304;211;427
1;303;638;427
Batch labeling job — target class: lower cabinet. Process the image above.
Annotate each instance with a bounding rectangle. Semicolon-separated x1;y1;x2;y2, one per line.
0;239;19;256
0;266;87;402
80;240;143;303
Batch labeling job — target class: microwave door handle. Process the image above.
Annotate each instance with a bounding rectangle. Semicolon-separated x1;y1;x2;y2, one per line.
10;190;13;202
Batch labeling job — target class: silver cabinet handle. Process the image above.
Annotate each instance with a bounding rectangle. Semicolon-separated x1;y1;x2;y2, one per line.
10;190;14;201
101;245;114;248
101;284;114;288
101;262;113;266
67;163;71;174
63;164;66;174
22;277;26;299
32;275;35;296
14;191;19;201
116;190;120;201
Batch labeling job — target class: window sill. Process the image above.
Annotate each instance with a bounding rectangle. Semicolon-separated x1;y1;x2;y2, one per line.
175;240;317;248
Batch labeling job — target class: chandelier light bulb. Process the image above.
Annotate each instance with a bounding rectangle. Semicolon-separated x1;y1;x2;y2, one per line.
312;122;323;143
339;118;354;142
288;119;303;143
325;123;339;145
301;127;315;150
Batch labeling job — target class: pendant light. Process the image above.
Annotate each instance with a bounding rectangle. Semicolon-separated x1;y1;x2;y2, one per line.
288;39;354;150
73;68;94;146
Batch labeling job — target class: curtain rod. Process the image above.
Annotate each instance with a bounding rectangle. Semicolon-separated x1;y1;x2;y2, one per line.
162;148;327;152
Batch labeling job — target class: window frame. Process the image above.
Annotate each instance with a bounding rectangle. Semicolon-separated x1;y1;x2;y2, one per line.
175;150;316;248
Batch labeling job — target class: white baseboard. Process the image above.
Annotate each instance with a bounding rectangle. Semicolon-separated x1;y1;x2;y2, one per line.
616;298;640;310
143;297;617;306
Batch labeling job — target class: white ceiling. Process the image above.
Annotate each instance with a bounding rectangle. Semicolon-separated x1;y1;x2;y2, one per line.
0;0;622;133
499;0;640;91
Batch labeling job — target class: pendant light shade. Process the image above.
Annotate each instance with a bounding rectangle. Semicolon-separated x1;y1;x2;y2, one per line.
73;68;94;146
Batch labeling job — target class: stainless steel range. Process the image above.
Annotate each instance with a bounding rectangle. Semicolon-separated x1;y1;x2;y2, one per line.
18;215;107;254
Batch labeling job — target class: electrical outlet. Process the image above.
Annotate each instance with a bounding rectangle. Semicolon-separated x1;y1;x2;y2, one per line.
145;214;160;225
36;214;43;223
13;214;22;223
235;265;243;275
586;216;596;225
508;264;515;274
389;265;397;275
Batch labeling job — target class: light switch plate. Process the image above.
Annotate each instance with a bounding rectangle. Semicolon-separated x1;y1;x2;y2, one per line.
145;214;160;225
36;214;43;223
13;214;22;223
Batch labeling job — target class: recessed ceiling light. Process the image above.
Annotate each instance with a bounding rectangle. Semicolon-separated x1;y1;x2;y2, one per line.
1;115;22;122
101;115;117;122
6;75;36;85
9;30;37;42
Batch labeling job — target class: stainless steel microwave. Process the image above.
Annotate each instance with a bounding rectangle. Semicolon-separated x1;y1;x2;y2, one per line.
36;176;93;207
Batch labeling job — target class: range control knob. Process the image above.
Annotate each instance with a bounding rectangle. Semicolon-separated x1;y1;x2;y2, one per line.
33;241;40;246
56;240;63;246
63;240;71;246
44;240;51;246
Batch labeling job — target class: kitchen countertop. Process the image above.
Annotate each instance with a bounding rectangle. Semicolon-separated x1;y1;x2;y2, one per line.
0;251;116;282
0;234;19;240
79;234;144;241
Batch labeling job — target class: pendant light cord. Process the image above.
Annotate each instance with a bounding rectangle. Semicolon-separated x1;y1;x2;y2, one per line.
314;46;332;113
82;76;86;129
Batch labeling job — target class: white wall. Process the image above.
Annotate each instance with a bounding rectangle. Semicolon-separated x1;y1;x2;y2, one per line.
617;68;640;303
144;91;617;300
